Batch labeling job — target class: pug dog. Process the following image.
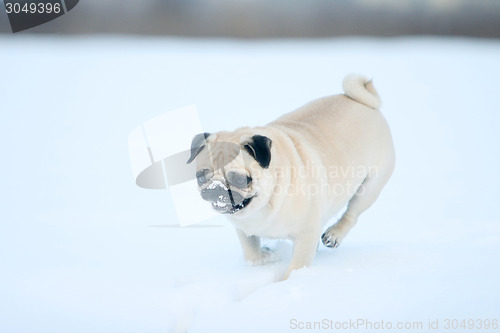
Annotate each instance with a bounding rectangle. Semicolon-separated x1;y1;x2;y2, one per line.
187;74;395;280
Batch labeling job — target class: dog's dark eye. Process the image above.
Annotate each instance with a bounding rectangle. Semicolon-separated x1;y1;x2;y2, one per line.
196;169;212;186
227;171;252;189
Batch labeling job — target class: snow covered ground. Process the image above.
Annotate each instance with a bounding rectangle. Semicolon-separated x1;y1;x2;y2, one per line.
0;36;499;333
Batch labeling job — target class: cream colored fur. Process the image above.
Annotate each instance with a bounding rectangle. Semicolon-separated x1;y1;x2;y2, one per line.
194;74;395;280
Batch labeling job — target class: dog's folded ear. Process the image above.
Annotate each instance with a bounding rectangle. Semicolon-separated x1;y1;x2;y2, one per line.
187;132;211;164
243;135;272;169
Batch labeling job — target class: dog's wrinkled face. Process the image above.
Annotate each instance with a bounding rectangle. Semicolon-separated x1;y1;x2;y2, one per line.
186;131;273;216
197;168;254;214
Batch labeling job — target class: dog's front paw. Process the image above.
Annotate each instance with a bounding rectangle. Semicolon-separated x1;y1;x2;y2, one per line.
321;227;346;248
246;247;276;265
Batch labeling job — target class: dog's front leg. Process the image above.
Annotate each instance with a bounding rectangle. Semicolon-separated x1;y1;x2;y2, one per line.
236;228;272;265
283;232;320;280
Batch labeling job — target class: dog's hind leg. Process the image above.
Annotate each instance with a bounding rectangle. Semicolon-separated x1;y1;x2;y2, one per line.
321;171;391;248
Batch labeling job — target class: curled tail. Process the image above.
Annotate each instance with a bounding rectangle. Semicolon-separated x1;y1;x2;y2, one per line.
342;74;381;110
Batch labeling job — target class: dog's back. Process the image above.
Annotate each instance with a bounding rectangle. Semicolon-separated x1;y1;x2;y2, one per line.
270;75;393;172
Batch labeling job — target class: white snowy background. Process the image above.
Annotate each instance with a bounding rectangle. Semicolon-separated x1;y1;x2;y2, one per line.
0;36;499;333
